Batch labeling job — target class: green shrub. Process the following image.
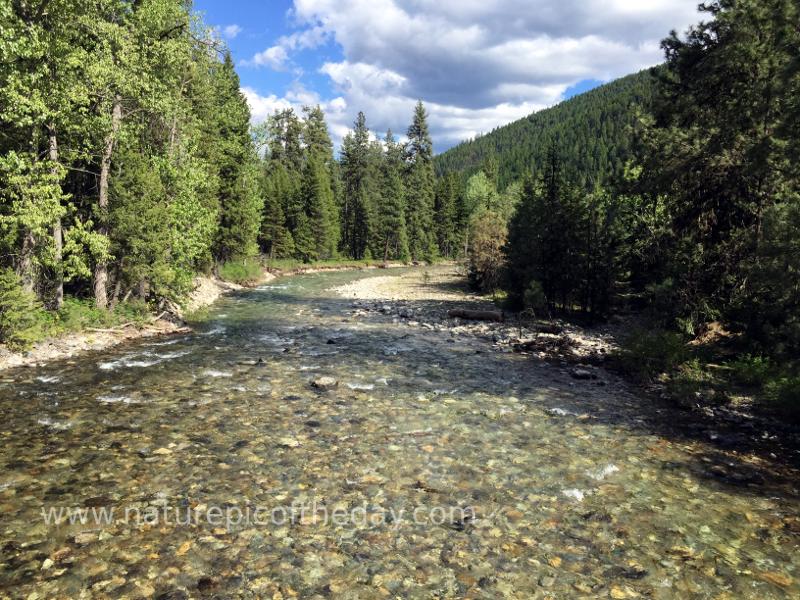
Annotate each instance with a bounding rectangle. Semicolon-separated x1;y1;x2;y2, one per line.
763;375;800;421
666;358;719;405
218;259;263;285
0;269;45;349
50;297;151;336
729;354;773;387
57;297;116;331
523;280;547;313
612;328;689;381
116;298;151;321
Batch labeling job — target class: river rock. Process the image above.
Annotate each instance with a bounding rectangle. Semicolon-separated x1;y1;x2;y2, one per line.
310;376;338;391
571;368;597;380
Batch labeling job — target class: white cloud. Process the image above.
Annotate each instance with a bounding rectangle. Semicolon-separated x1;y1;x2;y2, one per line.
245;25;329;71
248;46;290;70
245;0;702;150
221;24;242;40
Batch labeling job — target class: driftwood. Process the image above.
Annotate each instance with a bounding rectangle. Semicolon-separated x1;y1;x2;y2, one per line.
447;308;504;322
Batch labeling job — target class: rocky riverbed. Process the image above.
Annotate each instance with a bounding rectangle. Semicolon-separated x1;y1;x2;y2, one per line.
0;266;797;599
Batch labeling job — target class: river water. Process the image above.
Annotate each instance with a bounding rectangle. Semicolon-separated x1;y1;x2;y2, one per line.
0;269;798;599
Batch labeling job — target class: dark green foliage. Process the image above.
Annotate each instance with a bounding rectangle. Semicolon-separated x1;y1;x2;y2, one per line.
611;328;689;382
733;195;800;356
434;174;459;258
259;163;295;259
0;268;42;348
340;112;373;259
300;155;339;260
505;146;620;316
212;53;263;263
257;105;340;263
637;0;799;336
435;71;656;190
764;376;800;420
375;131;409;262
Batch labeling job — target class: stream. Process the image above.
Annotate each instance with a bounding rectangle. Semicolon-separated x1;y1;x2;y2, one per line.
0;268;798;599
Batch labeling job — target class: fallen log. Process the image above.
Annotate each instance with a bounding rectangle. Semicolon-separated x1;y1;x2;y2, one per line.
447;308;504;322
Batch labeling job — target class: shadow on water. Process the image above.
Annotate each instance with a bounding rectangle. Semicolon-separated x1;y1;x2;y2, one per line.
224;284;800;493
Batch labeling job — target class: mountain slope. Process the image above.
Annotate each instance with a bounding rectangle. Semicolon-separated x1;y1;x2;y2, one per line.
434;70;656;189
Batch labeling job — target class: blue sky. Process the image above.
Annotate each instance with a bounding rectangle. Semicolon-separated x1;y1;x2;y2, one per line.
194;0;701;153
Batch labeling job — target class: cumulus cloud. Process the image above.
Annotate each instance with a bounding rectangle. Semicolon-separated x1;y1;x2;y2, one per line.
221;24;242;40
245;0;701;151
245;25;330;71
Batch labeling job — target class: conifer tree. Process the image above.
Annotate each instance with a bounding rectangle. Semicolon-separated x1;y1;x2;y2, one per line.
300;155;338;260
376;131;409;262
212;53;263;262
301;105;339;258
404;101;437;261
340;112;373;259
434;174;458;258
259;164;295;259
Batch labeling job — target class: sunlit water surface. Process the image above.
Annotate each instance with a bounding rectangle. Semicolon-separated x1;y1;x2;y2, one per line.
0;269;798;599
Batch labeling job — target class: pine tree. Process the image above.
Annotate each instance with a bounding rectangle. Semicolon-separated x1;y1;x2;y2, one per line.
340;112;373;259
376;130;409;262
639;0;799;327
434;174;458;258
212;53;263;262
259;164;295;259
404;101;437;261
300;155;338;260
301;105;339;258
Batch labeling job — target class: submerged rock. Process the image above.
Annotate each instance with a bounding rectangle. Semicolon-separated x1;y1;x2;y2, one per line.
571;368;597;380
310;376;338;391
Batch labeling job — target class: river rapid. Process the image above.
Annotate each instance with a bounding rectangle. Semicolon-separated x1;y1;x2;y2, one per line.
0;268;798;599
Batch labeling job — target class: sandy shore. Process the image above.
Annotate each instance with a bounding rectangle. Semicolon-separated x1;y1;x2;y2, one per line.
331;265;618;364
331;265;496;306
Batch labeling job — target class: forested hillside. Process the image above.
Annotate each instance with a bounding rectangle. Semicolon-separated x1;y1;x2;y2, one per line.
434;70;656;189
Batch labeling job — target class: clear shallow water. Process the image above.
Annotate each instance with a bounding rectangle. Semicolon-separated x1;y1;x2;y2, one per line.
0;269;798;599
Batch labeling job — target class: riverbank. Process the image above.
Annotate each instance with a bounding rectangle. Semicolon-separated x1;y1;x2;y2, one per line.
331;265;800;466
0;261;412;372
0;276;237;372
331;265;618;363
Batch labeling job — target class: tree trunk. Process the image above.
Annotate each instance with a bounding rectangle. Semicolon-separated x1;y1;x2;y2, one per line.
447;308;505;322
48;124;64;310
17;232;36;294
94;96;122;310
